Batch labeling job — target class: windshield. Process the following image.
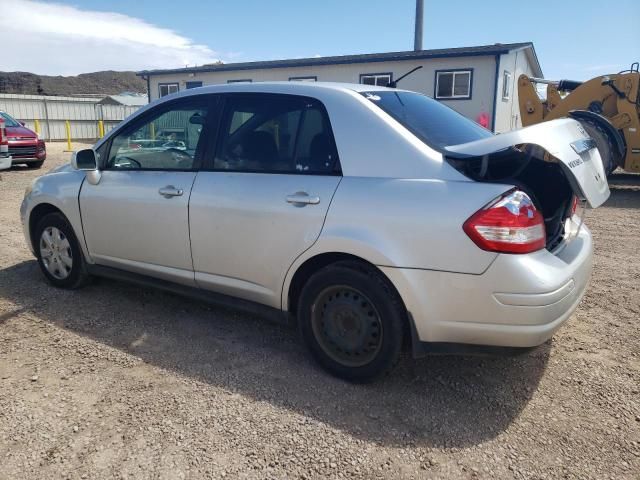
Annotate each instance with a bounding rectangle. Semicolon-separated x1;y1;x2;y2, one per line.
0;112;21;127
361;91;493;151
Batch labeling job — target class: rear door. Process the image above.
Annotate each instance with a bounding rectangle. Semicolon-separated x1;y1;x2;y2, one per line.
189;93;342;308
79;95;213;286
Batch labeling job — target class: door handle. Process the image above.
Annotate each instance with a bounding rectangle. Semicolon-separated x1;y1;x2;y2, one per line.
158;185;184;198
286;192;320;205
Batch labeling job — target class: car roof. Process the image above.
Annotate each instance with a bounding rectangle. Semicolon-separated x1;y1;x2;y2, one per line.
179;81;395;95
162;82;408;104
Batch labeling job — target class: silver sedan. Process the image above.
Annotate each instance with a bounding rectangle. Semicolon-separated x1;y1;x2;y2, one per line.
20;82;609;382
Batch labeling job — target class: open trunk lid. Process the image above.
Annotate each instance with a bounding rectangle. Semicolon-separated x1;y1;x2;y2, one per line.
445;118;610;208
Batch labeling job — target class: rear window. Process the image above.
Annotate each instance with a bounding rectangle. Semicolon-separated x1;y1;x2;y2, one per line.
0;112;21;127
361;91;492;151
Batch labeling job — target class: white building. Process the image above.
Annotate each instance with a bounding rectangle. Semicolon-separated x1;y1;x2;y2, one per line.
138;42;542;133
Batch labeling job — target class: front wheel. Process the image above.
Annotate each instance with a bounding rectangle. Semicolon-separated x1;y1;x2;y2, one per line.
297;262;406;383
27;160;44;169
35;212;89;289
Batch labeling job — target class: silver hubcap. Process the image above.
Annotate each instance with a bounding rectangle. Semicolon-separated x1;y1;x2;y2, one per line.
39;226;73;280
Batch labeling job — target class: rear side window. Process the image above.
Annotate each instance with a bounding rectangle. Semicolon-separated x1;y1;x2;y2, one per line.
214;94;340;174
362;91;492;151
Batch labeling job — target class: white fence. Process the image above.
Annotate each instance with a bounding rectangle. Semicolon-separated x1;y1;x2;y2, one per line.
0;93;144;141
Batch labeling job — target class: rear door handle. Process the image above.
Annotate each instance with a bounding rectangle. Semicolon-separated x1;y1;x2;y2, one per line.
286;192;320;205
159;185;184;198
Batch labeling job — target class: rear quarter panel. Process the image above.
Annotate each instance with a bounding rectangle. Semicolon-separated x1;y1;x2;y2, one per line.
281;177;512;309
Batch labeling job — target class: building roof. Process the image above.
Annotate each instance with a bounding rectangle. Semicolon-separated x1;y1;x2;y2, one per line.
138;42;542;78
98;93;148;106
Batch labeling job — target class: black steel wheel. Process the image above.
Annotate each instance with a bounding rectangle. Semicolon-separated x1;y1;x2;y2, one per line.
298;261;406;382
311;285;383;367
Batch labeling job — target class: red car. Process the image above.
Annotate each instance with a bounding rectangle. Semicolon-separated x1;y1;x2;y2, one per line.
0;111;46;169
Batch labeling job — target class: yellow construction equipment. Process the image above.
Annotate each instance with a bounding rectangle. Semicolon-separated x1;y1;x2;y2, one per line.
518;63;640;174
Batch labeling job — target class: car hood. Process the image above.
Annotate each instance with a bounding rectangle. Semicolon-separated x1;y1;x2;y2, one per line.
48;162;74;174
6;125;37;139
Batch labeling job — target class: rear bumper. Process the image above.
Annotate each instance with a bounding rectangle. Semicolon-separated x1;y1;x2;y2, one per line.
382;219;593;349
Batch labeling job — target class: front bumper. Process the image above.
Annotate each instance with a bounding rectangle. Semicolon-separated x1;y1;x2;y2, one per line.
382;219;593;349
9;141;46;163
20;195;35;256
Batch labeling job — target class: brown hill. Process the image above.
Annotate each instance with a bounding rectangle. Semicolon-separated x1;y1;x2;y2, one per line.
0;71;147;96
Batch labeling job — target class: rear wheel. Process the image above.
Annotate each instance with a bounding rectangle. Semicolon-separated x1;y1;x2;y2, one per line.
35;212;89;289
297;262;405;382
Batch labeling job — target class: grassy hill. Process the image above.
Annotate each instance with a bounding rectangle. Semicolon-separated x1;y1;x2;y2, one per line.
0;71;147;96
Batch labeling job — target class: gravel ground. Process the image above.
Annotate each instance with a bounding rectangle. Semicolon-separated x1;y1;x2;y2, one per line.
1;143;639;479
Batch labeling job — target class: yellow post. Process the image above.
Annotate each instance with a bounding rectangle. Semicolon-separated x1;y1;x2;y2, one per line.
98;120;105;138
65;120;72;151
34;119;40;136
150;122;156;140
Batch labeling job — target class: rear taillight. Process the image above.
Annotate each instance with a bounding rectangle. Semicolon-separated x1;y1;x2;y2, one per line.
463;189;546;254
570;195;579;216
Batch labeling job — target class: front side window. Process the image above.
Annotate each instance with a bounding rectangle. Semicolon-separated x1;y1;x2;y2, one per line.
158;83;179;97
360;73;392;87
362;90;492;151
106;98;209;170
435;70;472;99
214;94;339;174
502;71;512;100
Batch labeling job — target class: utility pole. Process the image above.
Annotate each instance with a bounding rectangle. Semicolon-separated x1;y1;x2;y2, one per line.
414;0;424;51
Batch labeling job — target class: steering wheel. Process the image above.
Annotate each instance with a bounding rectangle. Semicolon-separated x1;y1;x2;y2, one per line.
114;156;142;168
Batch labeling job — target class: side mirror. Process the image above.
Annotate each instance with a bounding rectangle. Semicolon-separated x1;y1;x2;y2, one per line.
71;148;102;185
71;148;97;170
19;121;25;126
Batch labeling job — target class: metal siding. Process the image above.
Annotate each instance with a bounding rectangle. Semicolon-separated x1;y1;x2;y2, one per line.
0;93;145;140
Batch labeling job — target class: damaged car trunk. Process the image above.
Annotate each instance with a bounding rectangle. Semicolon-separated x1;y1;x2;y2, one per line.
447;147;574;250
445;118;611;252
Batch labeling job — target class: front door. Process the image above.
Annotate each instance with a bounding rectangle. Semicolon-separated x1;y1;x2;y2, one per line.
79;95;213;286
189;93;342;307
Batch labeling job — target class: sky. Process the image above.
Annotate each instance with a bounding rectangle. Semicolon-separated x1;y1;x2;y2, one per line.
2;0;639;80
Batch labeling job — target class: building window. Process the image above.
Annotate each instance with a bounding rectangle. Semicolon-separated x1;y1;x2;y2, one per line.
434;70;472;99
502;71;512;100
289;76;317;82
227;79;252;83
359;73;392;87
158;83;179;97
186;81;203;89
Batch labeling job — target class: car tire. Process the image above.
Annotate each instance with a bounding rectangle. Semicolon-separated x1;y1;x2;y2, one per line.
27;161;44;169
297;261;405;383
35;212;90;289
